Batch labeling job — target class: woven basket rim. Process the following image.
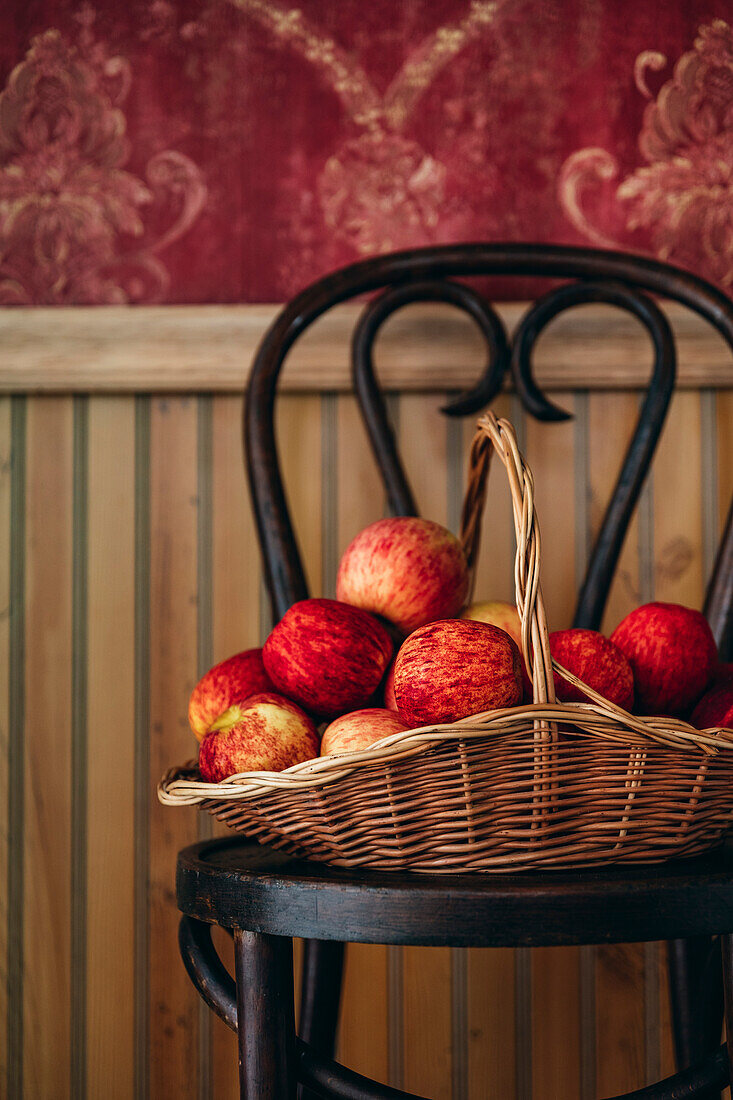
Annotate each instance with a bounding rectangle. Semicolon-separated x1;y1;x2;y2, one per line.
158;411;733;879
158;699;733;807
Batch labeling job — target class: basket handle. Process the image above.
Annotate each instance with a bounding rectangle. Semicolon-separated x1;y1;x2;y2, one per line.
460;413;556;713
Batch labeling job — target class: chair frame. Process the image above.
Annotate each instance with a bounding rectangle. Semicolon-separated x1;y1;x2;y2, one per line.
238;242;733;1093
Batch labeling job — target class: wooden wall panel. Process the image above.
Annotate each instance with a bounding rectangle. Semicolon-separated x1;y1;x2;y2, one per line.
86;398;136;1098
148;397;201;1100
1;376;731;1099
209;393;262;1100
0;399;9;1090
276;395;323;600
22;398;74;1099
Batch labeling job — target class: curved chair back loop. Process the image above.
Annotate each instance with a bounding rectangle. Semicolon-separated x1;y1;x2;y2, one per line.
244;243;733;642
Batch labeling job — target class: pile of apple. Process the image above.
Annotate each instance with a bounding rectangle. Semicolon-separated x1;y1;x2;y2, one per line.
189;517;733;783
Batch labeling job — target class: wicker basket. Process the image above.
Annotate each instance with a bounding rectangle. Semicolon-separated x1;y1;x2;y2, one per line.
158;413;733;872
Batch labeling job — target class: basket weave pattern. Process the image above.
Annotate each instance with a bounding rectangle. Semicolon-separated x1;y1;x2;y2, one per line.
159;414;733;872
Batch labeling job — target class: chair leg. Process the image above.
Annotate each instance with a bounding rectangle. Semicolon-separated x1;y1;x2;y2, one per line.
234;929;297;1100
298;939;345;1100
722;935;733;1080
668;937;724;1100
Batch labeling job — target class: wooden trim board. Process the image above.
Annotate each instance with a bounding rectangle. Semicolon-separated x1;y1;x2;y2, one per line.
1;302;732;393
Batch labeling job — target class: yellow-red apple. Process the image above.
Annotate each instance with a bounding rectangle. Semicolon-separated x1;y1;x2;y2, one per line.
611;602;717;715
188;648;274;741
393;618;522;726
461;599;533;698
262;598;393;719
461;600;522;646
336;517;469;634
198;692;319;781
321;708;410;755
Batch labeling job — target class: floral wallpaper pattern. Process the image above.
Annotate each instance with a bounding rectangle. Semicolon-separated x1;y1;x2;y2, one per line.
0;1;731;303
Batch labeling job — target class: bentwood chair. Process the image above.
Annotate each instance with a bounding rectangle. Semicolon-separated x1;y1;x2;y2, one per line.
176;244;733;1098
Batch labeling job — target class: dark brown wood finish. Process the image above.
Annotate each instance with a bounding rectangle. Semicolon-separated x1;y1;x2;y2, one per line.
176;856;733;1100
234;929;297;1099
177;838;733;950
668;938;724;1100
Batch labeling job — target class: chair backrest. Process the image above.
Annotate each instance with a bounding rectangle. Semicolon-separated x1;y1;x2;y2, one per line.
244;243;733;657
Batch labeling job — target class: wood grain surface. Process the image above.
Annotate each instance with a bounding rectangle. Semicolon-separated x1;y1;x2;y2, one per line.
209;393;262;1100
23;398;74;1099
86;398;136;1099
1;374;731;1099
0;398;10;1091
1;302;731;393
148;397;201;1100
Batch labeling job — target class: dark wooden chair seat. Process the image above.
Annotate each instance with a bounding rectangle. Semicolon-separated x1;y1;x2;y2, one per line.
174;242;733;1098
179;837;733;949
177;837;733;1098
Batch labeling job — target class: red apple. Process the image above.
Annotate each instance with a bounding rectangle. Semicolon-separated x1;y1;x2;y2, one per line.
321;708;410;755
336;517;469;634
262;598;393;719
383;661;397;710
549;628;634;710
198;693;319;781
461;599;533;699
188;648;274;741
610;602;717;715
691;684;733;730
393;618;522;727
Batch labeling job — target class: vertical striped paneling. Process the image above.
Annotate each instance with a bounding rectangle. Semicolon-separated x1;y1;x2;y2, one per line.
399;393;453;1100
23;397;74;1099
134;396;151;1100
195;395;213;1100
589;392;647;1097
7;396;25;1100
1;382;731;1098
334;393;391;1086
209;393;262;1100
462;393;517;1100
148;397;200;1100
653;392;704;609
86;398;137;1098
524;394;582;1100
71;397;88;1100
0;399;10;1090
276;395;323;598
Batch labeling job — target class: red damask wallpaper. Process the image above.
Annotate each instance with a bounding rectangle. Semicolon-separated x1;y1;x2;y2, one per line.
1;1;731;304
